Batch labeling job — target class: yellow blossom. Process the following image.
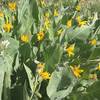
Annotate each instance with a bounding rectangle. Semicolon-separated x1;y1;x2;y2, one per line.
96;63;100;71
37;63;45;68
37;63;45;73
0;11;4;17
89;73;97;80
54;9;59;17
40;71;51;80
67;19;72;28
70;65;84;78
79;21;87;26
76;16;87;26
89;39;97;46
21;34;29;43
3;22;13;32
76;5;81;11
76;16;81;22
40;0;46;7
66;44;75;57
8;2;16;11
44;17;50;30
37;31;44;41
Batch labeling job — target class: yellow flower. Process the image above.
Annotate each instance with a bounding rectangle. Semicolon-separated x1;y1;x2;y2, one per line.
76;5;81;11
21;34;29;43
40;71;51;80
37;63;45;68
40;0;46;7
3;22;13;32
67;19;72;28
37;63;45;73
89;73;97;80
76;16;87;26
76;16;81;22
96;63;100;71
70;65;84;78
8;2;16;11
37;31;44;41
66;44;75;57
79;21;87;26
89;39;97;46
44;17;50;30
54;9;59;17
0;11;4;17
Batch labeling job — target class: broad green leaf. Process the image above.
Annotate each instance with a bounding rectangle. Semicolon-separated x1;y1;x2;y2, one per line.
18;0;34;34
19;43;31;62
0;37;19;100
4;37;19;56
47;66;77;99
47;70;63;97
66;25;93;41
24;64;34;92
44;44;63;72
18;0;29;23
29;0;39;24
50;83;76;100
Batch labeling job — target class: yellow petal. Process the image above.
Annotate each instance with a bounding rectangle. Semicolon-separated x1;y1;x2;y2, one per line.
70;65;84;78
21;34;29;43
67;19;72;28
8;2;16;11
37;32;44;41
76;5;81;11
0;11;4;17
66;44;75;57
89;39;97;46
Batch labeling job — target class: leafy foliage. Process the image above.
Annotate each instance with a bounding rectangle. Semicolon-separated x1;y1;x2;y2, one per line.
0;0;100;100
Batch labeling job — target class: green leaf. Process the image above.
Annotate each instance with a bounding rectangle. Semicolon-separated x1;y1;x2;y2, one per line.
18;0;29;23
24;64;34;92
19;43;31;62
23;81;30;100
2;72;11;100
66;25;93;41
4;37;19;56
47;66;77;99
86;80;100;99
44;44;63;72
0;37;19;100
29;0;39;24
47;70;62;97
13;53;20;71
0;71;4;100
89;47;100;60
50;83;76;100
18;0;34;33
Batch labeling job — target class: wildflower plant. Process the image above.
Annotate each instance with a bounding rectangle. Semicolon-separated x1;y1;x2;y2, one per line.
0;0;100;100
